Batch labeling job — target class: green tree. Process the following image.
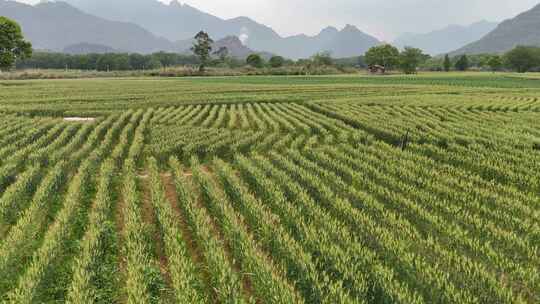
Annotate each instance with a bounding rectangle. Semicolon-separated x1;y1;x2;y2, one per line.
399;47;426;74
269;55;285;68
191;31;213;72
504;46;540;73
246;53;264;68
486;55;502;72
96;54;114;71
365;44;400;69
128;53;147;70
454;55;469;71
0;17;32;71
146;57;163;70
152;51;176;67
443;54;451;72
96;53;131;71
312;51;333;66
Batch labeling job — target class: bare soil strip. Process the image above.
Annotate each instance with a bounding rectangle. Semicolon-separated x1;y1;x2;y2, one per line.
114;184;128;303
139;178;172;288
161;173;206;266
160;173;213;293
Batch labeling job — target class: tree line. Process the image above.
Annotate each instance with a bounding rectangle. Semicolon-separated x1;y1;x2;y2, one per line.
14;50;355;72
364;45;430;74
426;47;540;73
364;44;540;74
16;52;201;71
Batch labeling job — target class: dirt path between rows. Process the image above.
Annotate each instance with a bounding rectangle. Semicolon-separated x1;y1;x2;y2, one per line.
160;173;207;271
114;183;128;304
139;178;172;289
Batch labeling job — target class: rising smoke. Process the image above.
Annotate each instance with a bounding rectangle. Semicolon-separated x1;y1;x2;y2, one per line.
239;27;250;45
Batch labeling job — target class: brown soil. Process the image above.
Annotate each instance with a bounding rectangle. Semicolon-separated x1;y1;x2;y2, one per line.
160;173;206;268
114;186;128;303
183;168;193;177
200;165;212;174
160;172;216;301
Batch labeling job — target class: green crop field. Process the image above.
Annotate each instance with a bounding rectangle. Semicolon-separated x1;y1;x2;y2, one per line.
0;72;539;303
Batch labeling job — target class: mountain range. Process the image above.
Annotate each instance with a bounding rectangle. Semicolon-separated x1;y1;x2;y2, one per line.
2;0;539;59
394;21;498;55
64;0;281;47
0;0;175;53
63;43;119;54
1;0;381;59
62;0;381;58
276;25;380;59
453;3;540;55
0;0;269;58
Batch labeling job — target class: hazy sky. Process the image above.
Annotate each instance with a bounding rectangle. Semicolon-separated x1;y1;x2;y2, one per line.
19;0;540;40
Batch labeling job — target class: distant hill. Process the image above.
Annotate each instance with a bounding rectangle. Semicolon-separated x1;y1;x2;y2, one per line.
2;0;381;59
211;36;273;60
63;43;118;54
325;25;380;58
0;0;175;53
63;0;282;49
252;25;380;59
63;0;381;59
452;4;540;55
175;36;273;60
394;21;497;55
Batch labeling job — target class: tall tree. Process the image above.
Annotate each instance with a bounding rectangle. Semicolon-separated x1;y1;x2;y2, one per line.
246;54;264;68
486;55;502;72
443;54;451;72
504;46;540;73
191;31;213;72
268;56;285;68
0;17;32;71
128;53;147;70
399;47;427;74
269;56;285;68
454;55;469;71
365;44;400;70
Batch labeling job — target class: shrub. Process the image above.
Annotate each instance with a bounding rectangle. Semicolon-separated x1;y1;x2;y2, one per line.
269;56;285;68
246;54;264;68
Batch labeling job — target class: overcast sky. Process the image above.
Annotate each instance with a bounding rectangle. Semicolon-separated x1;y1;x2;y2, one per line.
19;0;540;40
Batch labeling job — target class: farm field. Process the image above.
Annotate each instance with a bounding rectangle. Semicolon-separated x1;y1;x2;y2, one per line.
0;72;539;303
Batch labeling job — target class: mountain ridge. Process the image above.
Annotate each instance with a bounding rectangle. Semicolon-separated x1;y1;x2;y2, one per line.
0;0;176;53
6;0;517;59
452;4;540;55
60;0;381;58
0;0;272;58
394;20;498;55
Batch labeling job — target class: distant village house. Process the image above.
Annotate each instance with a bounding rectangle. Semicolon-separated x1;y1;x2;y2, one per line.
368;65;386;74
